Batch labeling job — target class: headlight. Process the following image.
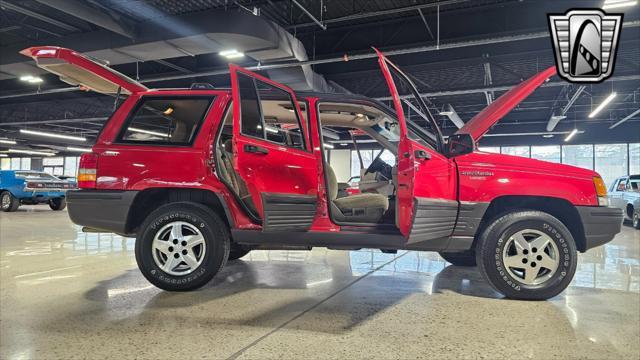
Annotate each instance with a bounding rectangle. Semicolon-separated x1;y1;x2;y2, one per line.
593;176;608;206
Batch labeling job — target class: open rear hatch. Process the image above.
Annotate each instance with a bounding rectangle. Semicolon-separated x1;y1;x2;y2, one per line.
20;46;148;95
455;66;557;141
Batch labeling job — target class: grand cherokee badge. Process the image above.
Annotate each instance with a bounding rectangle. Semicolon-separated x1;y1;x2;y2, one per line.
548;9;623;83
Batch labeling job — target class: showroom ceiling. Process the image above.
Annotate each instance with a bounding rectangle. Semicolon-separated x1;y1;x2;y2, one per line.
0;0;638;153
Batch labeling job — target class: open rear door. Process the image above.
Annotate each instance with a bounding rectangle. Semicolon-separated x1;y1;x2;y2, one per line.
375;49;458;245
229;64;318;232
20;46;148;94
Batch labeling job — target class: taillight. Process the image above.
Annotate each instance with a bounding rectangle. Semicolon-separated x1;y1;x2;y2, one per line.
78;152;98;189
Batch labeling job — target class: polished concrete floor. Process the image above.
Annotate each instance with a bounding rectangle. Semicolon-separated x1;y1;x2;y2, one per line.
1;206;639;359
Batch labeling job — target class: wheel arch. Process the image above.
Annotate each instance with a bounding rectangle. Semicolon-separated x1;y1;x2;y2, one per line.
125;187;234;235
476;195;587;252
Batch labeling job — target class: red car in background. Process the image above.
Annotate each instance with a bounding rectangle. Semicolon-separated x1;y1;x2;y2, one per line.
20;46;622;300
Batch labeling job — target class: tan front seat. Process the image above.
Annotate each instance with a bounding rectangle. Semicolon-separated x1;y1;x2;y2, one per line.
326;165;389;223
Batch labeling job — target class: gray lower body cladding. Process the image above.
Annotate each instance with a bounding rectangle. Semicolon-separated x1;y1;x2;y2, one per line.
407;198;458;244
261;193;317;232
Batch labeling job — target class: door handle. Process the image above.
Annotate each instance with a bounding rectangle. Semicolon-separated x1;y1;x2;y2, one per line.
415;150;431;160
244;144;269;155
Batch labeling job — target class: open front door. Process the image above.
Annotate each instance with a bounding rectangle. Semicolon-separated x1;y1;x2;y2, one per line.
20;46;148;94
229;64;318;232
375;50;458;245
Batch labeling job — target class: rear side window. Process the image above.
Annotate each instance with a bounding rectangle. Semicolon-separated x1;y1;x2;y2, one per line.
237;73;307;151
118;96;214;145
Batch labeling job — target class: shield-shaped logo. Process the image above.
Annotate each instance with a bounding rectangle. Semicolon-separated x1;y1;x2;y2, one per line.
548;9;623;83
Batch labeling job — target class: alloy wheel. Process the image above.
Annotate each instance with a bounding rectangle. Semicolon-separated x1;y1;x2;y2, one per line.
502;229;559;286
151;221;206;276
1;193;10;209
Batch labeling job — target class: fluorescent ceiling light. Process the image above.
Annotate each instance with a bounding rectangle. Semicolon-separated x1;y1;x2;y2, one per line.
20;129;86;141
564;129;579;142
0;154;7;157
542;134;554;138
19;75;43;83
588;92;616;118
0;139;17;144
219;49;244;59
602;0;637;9
8;149;55;156
323;143;334;149
128;127;170;138
340;143;348;146
66;146;92;153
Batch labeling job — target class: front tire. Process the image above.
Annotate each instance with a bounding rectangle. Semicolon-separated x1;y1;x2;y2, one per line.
49;197;66;211
476;210;577;300
633;210;640;229
1;191;19;212
135;202;230;291
439;250;476;266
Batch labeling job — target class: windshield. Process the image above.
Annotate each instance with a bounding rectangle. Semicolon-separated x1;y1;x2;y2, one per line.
384;59;443;151
15;171;59;180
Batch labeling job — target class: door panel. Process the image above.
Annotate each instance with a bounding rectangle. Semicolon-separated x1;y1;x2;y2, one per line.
375;49;457;243
229;65;318;232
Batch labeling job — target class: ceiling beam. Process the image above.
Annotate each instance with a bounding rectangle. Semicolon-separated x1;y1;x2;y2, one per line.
35;0;136;38
291;0;326;30
0;1;79;31
287;0;467;30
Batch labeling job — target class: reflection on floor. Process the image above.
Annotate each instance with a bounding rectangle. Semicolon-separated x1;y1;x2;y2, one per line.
1;206;639;359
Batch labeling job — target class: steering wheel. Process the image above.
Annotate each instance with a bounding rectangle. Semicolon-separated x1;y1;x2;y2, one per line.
364;150;392;181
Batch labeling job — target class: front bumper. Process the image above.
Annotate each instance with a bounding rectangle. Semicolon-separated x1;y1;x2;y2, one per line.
576;206;623;251
66;190;138;234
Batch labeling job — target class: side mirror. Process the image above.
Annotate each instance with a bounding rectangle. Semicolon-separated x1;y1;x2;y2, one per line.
447;133;475;157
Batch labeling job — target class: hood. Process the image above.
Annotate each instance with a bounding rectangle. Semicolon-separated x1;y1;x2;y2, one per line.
461;151;597;179
456;66;557;141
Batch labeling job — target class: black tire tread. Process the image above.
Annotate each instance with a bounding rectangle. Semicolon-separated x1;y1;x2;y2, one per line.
135;201;230;291
476;210;577;300
1;191;20;212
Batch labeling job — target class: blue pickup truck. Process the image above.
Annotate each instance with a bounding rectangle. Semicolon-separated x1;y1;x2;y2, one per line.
0;170;76;212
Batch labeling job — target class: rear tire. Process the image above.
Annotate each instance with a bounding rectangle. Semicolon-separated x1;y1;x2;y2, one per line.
439;250;476;266
49;197;66;211
1;191;19;212
633;210;640;230
135;202;230;291
475;210;577;300
228;244;251;260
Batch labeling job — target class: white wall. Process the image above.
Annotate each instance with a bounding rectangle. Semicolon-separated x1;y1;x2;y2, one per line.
329;149;351;182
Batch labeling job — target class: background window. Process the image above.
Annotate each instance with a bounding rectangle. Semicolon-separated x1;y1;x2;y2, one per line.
562;145;593;170
351;150;374;178
629;143;640;175
478;146;500;153
501;146;530;158
10;158;20;170
20;158;31;170
595;144;628;187
64;157;79;177
531;146;560;163
120;97;212;145
0;158;9;170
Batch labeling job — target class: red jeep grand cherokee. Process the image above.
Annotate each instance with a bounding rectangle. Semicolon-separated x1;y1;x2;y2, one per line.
22;46;622;300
